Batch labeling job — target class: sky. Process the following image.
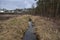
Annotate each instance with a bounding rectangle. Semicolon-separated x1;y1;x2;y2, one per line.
0;0;37;10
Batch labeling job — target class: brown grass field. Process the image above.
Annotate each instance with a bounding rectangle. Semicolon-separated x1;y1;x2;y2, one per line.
30;15;60;40
0;14;60;40
0;15;29;40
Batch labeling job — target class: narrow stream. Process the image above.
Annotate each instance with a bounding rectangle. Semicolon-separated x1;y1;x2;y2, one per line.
23;21;37;40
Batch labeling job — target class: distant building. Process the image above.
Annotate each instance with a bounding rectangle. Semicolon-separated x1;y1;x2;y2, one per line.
0;8;24;13
8;10;14;13
0;11;4;13
0;8;7;13
14;8;23;13
0;9;4;13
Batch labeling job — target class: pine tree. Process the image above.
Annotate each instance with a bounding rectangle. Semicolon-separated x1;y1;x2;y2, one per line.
35;0;60;18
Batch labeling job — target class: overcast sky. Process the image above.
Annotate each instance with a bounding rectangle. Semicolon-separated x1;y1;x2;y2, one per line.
0;0;36;10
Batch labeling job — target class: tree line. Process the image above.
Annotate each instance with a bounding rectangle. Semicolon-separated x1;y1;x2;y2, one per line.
35;0;60;18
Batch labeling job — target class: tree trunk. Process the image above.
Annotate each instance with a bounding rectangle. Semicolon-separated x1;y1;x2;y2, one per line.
56;3;59;18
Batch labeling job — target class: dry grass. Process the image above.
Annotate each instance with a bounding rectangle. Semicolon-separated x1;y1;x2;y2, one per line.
30;16;60;40
0;15;60;40
0;15;29;40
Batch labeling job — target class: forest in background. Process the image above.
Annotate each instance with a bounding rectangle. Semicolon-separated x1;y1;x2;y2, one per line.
35;0;60;19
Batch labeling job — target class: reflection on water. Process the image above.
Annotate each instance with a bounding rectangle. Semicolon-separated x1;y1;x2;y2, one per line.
23;21;37;40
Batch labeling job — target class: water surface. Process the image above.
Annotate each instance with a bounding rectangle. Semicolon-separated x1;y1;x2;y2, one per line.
23;21;37;40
